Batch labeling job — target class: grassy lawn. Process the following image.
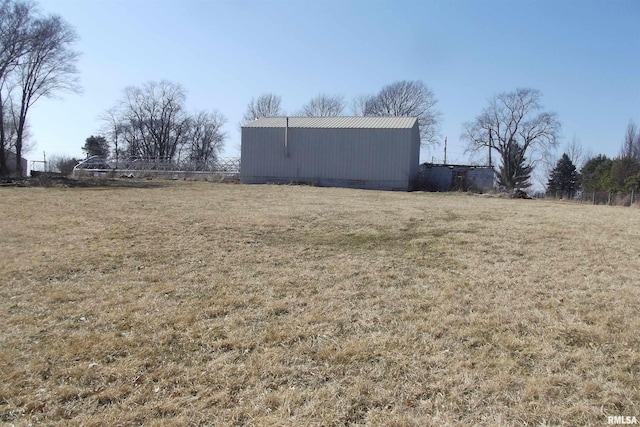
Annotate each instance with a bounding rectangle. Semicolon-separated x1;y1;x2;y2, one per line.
1;181;638;426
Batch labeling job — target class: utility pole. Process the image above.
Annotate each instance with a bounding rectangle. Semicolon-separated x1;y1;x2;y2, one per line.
488;129;493;167
444;136;447;165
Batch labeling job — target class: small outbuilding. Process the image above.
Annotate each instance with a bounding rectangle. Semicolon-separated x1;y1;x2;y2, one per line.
419;163;495;192
241;116;420;191
3;151;28;177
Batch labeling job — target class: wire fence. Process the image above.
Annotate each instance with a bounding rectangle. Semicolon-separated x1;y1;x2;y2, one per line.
542;190;639;207
73;157;240;181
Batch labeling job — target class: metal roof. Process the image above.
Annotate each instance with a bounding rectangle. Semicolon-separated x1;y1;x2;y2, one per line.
242;116;418;129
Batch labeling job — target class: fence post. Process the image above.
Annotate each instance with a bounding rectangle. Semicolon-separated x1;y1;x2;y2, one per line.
592;192;596;205
632;189;635;207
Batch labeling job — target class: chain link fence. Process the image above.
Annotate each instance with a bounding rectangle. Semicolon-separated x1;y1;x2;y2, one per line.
73;156;240;181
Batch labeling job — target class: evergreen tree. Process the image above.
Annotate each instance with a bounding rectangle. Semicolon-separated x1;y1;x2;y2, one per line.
610;156;640;191
497;139;533;191
82;135;109;157
580;154;613;192
547;153;579;197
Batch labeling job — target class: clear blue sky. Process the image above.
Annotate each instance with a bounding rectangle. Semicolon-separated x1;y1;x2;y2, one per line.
30;0;640;171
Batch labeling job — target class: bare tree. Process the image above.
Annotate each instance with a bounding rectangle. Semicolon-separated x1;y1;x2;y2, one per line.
299;94;345;117
185;110;226;170
242;93;282;124
10;12;80;175
0;0;35;175
114;80;190;164
349;94;376;116
364;80;441;146
103;81;226;169
99;107;123;166
0;0;32;74
46;154;78;176
462;88;561;191
2;112;32;153
565;135;584;168
621;120;640;160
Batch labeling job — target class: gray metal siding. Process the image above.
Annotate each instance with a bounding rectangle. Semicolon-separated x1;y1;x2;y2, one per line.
422;166;453;191
408;123;420;189
241;124;419;191
420;164;495;192
466;168;495;191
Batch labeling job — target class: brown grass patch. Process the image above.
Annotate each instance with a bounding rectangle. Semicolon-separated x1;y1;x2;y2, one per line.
1;181;639;425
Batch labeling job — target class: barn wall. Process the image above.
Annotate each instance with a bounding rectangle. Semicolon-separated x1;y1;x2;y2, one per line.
420;164;495;192
241;125;419;191
409;123;420;186
465;168;495;192
421;166;452;191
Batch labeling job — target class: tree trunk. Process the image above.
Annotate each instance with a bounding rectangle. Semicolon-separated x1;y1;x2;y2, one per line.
0;95;7;176
0;137;7;177
15;107;26;176
0;145;6;176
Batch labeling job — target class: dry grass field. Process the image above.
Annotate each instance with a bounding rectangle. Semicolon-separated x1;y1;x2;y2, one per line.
1;181;638;426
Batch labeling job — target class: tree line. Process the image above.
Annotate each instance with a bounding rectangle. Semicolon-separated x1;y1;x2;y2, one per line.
3;0;633;193
83;79;442;171
99;80;226;170
546;121;640;198
244;80;441;146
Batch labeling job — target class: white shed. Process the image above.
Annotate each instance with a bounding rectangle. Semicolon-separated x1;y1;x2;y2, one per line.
241;116;420;191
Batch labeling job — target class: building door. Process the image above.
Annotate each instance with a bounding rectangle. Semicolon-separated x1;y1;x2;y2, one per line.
452;171;466;191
